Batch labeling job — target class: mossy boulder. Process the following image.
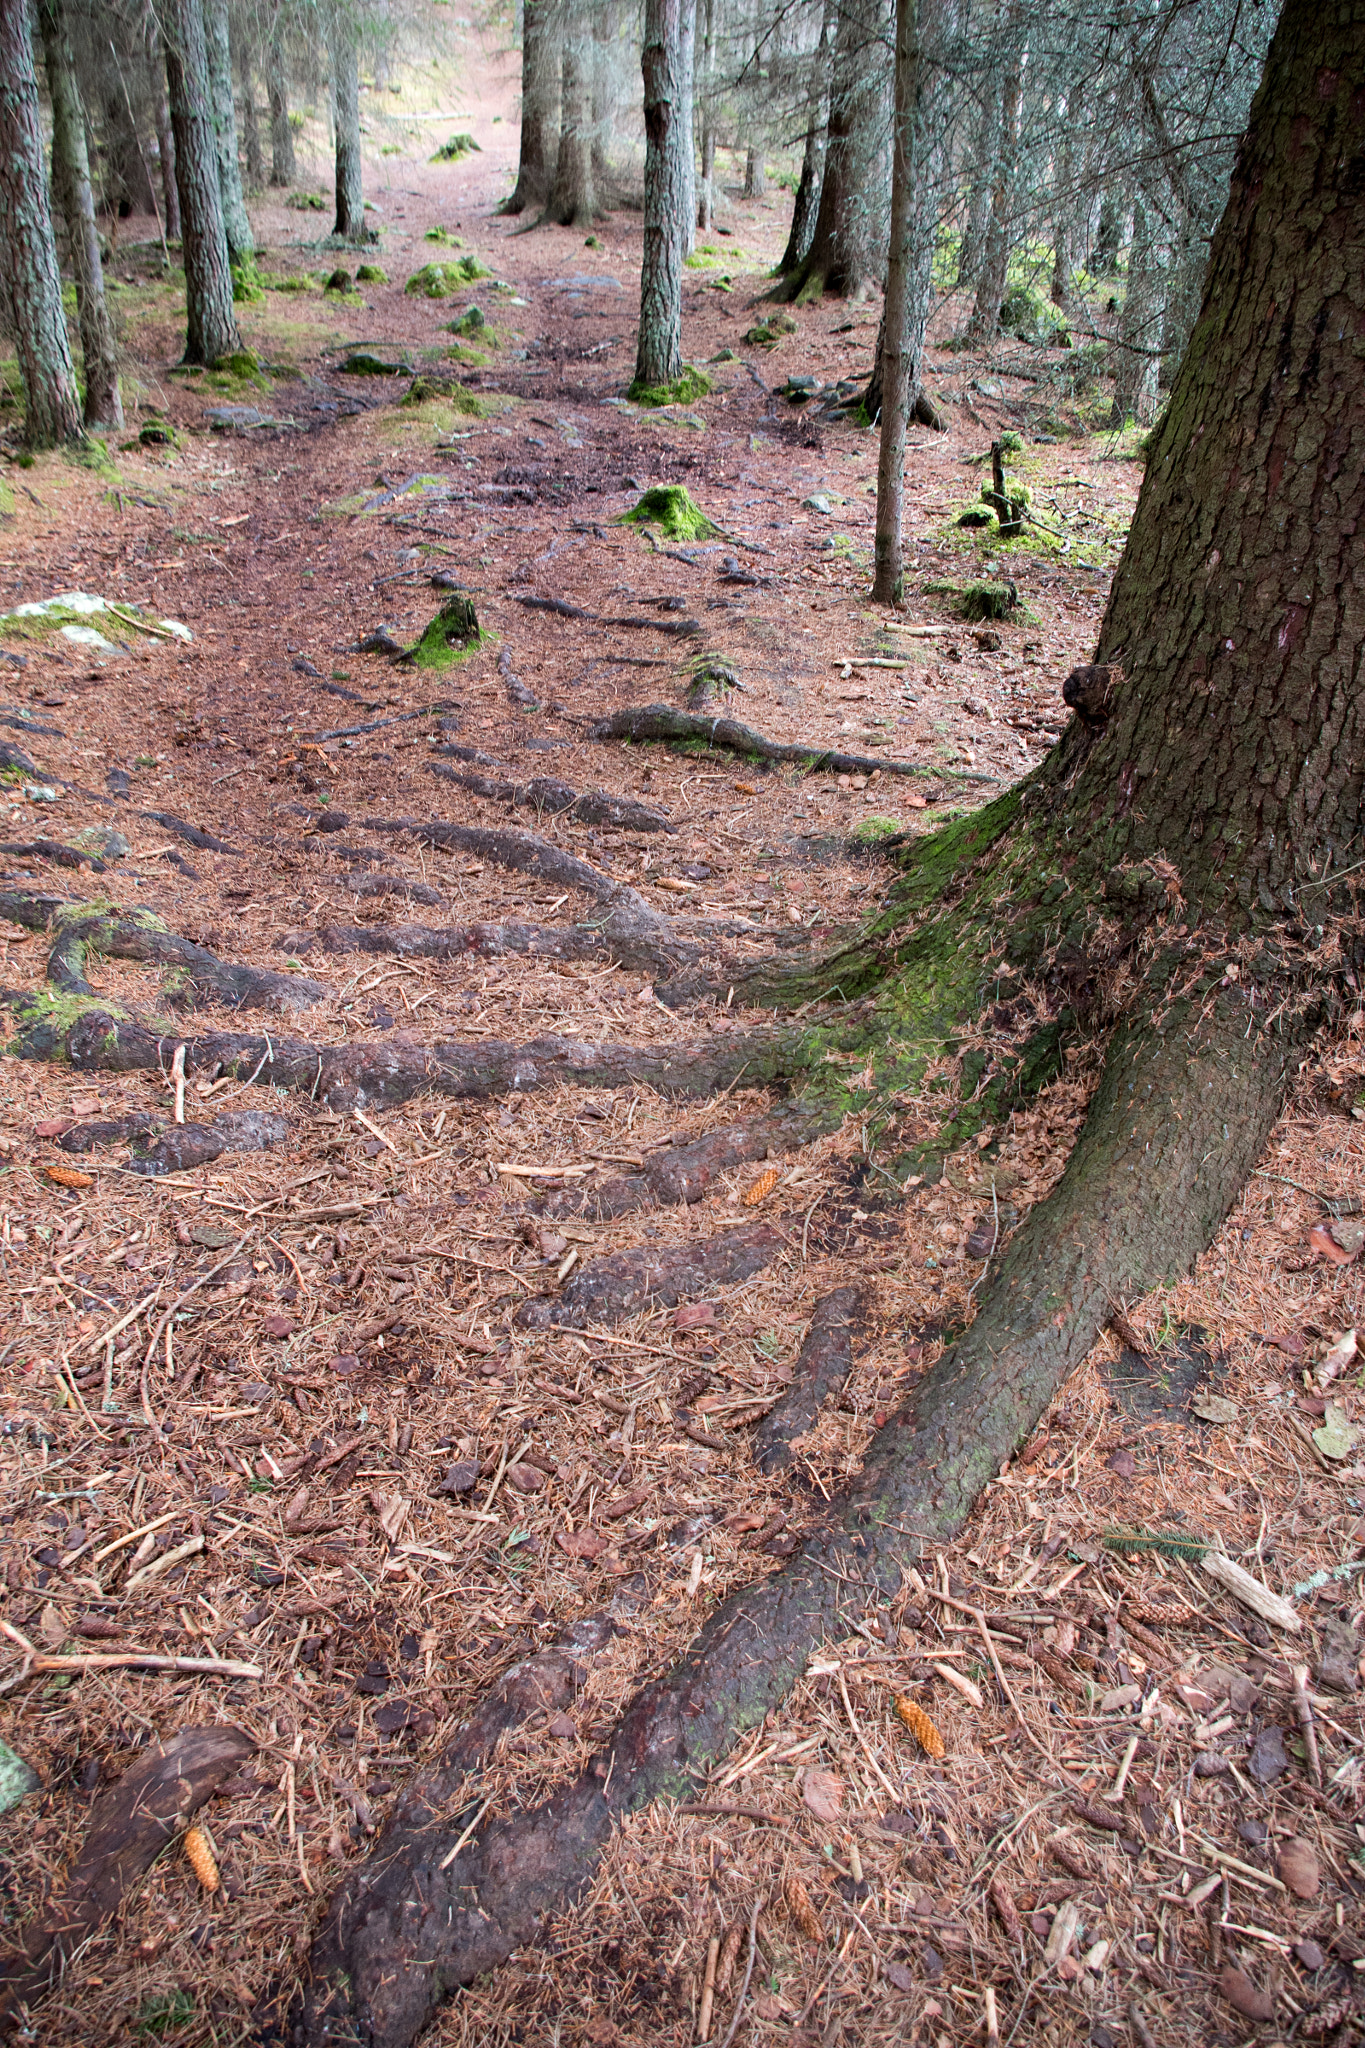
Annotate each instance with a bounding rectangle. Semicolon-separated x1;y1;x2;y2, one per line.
138;418;180;449
405;256;492;297
323;268;353;293
616;484;718;543
625;365;712;408
405;593;482;669
355;263;388;284
744;312;797;347
446;305;487;336
958;580;1020;623
340;351;410;376
431;133;480;162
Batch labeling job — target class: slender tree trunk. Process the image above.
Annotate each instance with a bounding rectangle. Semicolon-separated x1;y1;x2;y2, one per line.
544;26;595;225
872;0;922;606
633;0;693;390
777;0;834;274
504;0;559;214
100;66;157;217
966;0;1024;342
267;27;295;186
203;0;253;263
678;0;695;256
1109;191;1160;426
37;0;121;430
773;0;887;303
695;0;714;231
330;5;367;241
743;143;765;197
0;0;83;447
164;0;243;365
239;36;264;189
1093;186;1122;272
1050;131;1073;306
155;84;182;239
590;0;614;190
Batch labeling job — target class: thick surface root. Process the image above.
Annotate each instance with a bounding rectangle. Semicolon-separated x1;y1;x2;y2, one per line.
590;703;999;785
280;915;682;976
291;984;1309;2046
538;1108;818;1220
433;765;675;834
754;1285;864;1473
516;1220;784;1328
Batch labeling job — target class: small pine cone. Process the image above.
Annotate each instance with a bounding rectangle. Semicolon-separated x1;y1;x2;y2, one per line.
743;1167;780;1207
988;1875;1024;1944
784;1871;824;1943
893;1693;946;1760
183;1823;220;1892
715;1921;744;1993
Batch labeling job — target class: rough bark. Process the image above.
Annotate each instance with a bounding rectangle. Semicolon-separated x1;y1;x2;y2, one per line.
267;26;295;186
755;1286;863;1471
281;914;690;979
330;5;367;242
772;0;888;303
539;1108;816;1221
37;0;122;431
0;0;83;449
165;0;242;365
634;0;693;388
518;1221;783;1328
743;144;765;197
204;0;253;263
695;0;715;231
590;0;616;189
503;0;559;214
544;27;595;227
589;703;992;784
965;1;1024;343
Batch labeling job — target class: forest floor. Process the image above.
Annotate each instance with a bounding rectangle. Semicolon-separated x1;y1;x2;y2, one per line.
0;34;1363;2048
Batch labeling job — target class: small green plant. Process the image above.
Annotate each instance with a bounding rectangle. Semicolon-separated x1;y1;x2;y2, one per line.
134;1990;196;2036
323;267;353;292
286;189;327;211
431;132;480;162
616;483;718;542
625;364;711;408
849;815;905;847
230;255;264;303
261;271;313;293
424;225;461;245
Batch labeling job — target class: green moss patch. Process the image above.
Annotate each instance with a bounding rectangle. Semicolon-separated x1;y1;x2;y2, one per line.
406;592;482;669
339;351;411;376
745;313;797;346
848;815;905;848
355;263;388;284
626;365;712;408
405;256;492;298
616;484;718;543
431;133;481;162
401;375;485;414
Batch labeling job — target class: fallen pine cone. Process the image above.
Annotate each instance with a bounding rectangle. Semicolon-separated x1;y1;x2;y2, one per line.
46;1162;93;1190
1072;1800;1126;1832
183;1823;220;1892
784;1871;824;1942
743;1167;780;1207
893;1694;946;1760
988;1875;1024;1944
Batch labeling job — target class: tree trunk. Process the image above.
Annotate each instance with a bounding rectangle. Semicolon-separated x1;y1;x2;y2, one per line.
777;0;834;275
330;5;367;241
771;0;888;303
743;144;765;197
155;84;182;240
239;34;264;189
266;27;295;186
590;0;615;190
288;6;1365;2038
1108;191;1160;426
1093;186;1122;272
1050;133;1073;306
871;0;923;606
0;0;83;448
37;0;122;431
100;64;157;218
503;0;558;214
164;0;243;366
203;0;253;263
544;26;595;227
632;0;693;391
695;0;714;232
965;0;1024;342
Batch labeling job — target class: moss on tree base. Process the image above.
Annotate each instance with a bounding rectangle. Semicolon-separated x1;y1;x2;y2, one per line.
625;366;712;408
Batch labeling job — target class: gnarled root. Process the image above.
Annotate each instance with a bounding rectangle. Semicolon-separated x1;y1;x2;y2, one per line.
754;1286;864;1473
290;985;1310;2047
589;705;997;787
280;914;698;981
433;765;675;835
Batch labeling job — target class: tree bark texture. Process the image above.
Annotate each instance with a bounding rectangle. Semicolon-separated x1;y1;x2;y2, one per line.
164;0;243;364
775;0;889;302
544;26;596;226
203;0;253;262
330;5;366;241
37;0;122;430
267;27;295;185
0;0;83;448
966;0;1024;341
591;0;616;188
872;0;923;605
634;0;693;388
504;0;558;213
239;34;264;188
155;82;182;240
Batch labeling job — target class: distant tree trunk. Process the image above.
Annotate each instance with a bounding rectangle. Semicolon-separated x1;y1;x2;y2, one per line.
0;0;84;447
164;0;243;365
591;0;615;190
1093;187;1122;272
544;27;595;226
203;0;253;262
1050;132;1073;306
965;0;1024;342
101;65;158;218
267;28;295;185
777;0;834;274
872;0;922;606
695;0;715;231
633;0;693;391
504;0;559;214
37;0;122;430
1109;191;1160;426
678;1;695;254
330;6;367;240
744;144;765;197
239;36;264;189
773;0;888;303
156;84;182;239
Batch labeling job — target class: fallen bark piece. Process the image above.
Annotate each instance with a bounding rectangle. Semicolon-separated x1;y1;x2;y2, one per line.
754;1289;863;1473
1219;1966;1274;2023
589;703;997;785
0;1724;253;2024
434;765;675;834
1200;1550;1301;1631
517;1223;782;1329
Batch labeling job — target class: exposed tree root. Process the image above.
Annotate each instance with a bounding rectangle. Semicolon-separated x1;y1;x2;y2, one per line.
538;1108;817;1220
280;912;699;980
433;766;675;834
517;1220;784;1328
137;810;241;854
754;1286;864;1474
290;987;1310;2046
0;892;327;1012
0;839;108;871
53;1107;287;1175
513;592;703;637
588;704;997;785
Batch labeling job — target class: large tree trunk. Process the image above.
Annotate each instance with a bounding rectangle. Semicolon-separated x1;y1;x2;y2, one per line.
965;0;1024;342
287;5;1365;2039
203;0;253;263
503;0;559;214
590;0;615;191
37;0;122;431
266;26;295;186
771;0;888;303
164;0;243;365
632;0;693;391
330;5;367;241
543;26;595;226
0;0;83;448
776;0;834;274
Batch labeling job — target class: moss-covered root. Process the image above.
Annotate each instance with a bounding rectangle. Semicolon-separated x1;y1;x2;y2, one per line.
289;986;1308;2048
403;593;482;669
0;892;326;1012
615;485;718;542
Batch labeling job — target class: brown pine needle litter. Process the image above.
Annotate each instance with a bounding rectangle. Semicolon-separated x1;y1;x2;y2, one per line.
743;1166;781;1206
182;1823;220;1892
893;1692;946;1759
